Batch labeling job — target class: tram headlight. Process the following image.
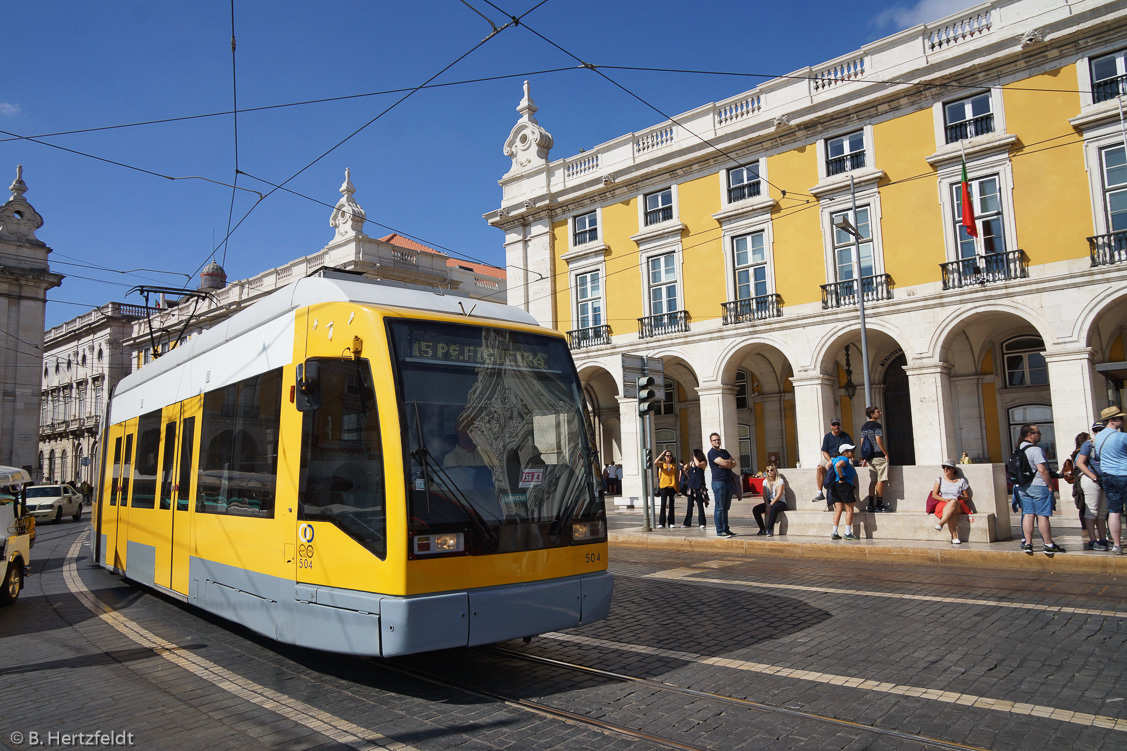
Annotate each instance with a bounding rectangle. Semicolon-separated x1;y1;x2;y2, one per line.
571;520;605;541
413;532;465;555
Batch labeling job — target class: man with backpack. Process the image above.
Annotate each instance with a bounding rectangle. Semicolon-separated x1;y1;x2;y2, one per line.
860;406;888;513
1012;423;1065;555
1093;406;1127;555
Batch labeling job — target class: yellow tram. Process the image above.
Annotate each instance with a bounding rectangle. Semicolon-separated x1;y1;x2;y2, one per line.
93;271;612;656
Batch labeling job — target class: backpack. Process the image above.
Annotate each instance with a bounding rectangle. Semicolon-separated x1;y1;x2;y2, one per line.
1005;445;1037;486
860;435;876;462
822;457;847;489
1061;454;1076;485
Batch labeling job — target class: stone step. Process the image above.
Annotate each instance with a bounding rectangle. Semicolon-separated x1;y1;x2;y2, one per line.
757;507;999;543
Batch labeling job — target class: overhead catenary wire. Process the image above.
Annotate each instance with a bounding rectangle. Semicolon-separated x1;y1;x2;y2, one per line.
221;0;240;268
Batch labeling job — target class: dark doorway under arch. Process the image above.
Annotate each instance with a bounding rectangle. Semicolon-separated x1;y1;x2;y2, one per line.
884;354;915;466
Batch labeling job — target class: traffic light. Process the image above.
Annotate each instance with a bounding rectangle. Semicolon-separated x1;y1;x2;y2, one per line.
637;375;660;415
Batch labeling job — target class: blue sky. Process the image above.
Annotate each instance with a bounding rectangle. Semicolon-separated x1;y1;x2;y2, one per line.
3;0;970;328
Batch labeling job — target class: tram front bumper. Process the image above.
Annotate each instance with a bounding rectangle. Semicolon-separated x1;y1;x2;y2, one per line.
379;571;613;657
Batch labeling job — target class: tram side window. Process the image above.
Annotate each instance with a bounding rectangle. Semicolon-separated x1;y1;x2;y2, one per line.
197;369;283;518
131;410;161;509
110;437;123;506
177;416;196;512
159;420;177;510
298;359;386;560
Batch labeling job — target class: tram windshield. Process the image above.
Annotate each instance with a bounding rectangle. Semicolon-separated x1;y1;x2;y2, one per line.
387;319;604;555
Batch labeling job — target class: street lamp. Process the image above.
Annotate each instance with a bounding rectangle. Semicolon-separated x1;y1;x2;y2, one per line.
842;344;858;400
832;173;872;407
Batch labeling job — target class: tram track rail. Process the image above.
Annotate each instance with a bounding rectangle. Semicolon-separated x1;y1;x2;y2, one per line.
371;643;992;751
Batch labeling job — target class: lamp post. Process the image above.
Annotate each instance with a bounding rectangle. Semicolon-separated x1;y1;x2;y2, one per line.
832;174;872;407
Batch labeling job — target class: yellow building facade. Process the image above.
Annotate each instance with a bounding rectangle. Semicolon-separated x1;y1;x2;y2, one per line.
489;0;1127;538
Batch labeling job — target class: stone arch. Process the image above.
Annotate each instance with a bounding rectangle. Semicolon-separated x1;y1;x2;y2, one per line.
928;300;1056;365
712;340;799;470
576;364;621;466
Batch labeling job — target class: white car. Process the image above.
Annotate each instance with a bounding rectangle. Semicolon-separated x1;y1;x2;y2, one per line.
25;484;84;524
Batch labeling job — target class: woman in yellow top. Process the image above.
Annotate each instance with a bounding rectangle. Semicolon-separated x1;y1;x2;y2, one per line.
653;450;681;528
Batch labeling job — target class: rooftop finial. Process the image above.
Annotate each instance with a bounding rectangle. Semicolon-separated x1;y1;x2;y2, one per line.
330;167;367;240
503;82;553;175
9;164;27;200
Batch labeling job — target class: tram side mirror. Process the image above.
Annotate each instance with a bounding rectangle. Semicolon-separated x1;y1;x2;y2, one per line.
295;361;321;412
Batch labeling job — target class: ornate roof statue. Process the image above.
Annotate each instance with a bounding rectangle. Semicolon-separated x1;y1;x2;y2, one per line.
503;81;554;176
0;165;46;245
329;167;367;240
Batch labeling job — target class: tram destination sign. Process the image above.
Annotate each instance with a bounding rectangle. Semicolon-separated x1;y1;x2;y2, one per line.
622;354;663;398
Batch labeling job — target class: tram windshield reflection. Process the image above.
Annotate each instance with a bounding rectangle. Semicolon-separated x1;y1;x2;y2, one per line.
388;320;603;554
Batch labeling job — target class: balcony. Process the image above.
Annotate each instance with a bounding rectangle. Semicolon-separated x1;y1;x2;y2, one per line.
826;152;865;176
644;205;673;226
722;294;782;324
1093;74;1127;104
638;310;690;339
567;324;611;350
945;113;994;143
940;250;1027;289
573;228;598;246
1089;231;1127;267
821;274;893;309
727;180;761;204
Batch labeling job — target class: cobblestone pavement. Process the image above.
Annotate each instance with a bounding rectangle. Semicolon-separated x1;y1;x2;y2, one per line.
2;522;1125;750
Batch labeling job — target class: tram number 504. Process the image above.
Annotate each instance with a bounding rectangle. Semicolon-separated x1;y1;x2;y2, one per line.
298;543;315;569
584;552;601;564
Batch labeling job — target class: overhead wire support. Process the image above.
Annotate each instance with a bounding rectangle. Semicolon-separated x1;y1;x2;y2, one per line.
222;0;241;268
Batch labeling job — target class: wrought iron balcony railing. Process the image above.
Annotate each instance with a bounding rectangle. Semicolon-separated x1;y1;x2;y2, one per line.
820;274;893;309
566;324;612;350
1093;74;1127;104
945;113;994;143
1088;230;1127;267
722;294;782;324
826;152;866;176
940;250;1028;289
727;180;762;204
573;228;598;246
638;310;690;339
644;205;674;226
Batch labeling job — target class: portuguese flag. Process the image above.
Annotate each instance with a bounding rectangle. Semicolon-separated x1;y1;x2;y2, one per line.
960;158;978;238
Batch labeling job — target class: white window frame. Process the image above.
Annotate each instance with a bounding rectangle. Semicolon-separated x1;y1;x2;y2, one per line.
942;91;994;144
936;150;1017;264
1089;47;1127;106
570;208;602;251
818;184;885;285
731;230;772;302
720;159;765;207
822;130;867;178
572;268;604;331
720;214;775;305
815;124;876;183
830;205;877;284
637;184;679;229
637;242;684;320
949;173;1008;259
738;423;753;471
1099;143;1127;234
645;251;680;318
1002;336;1049;389
931;87;1006;151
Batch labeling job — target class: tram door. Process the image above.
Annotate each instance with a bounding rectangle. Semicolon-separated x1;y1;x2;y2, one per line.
100;424;125;568
111;419;138;570
154;398;199;594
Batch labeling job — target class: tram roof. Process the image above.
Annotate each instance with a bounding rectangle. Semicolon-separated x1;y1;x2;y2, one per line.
114;273;541;395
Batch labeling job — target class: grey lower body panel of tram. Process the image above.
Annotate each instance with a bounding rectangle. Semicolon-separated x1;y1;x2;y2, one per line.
113;541;614;657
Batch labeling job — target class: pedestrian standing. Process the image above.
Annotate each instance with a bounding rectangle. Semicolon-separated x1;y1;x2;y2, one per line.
612;464;622;494
1093;406;1127;555
653;450;681;529
681;449;708;529
860;405;889;512
707;432;739;537
1016;423;1066;555
753;465;787;536
1075;424;1109;550
828;444;859;540
813;419;853;506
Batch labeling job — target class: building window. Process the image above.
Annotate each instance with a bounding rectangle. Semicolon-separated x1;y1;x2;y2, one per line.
728;165;761;203
738;424;752;470
831;207;875;282
573;211;598;245
655;428;677;460
648;253;678;316
826;131;865;176
40;398;47;424
575;270;602;329
1092;48;1127;104
1008;404;1056;464
47;450;55;482
60;449;69;484
1101;145;1127;233
735;370;749;410
733;232;768;301
1003;336;1049;388
644;188;673;226
951;174;1006;257
659;379;676;416
77;383;86;418
944;92;993;143
94;382;103;410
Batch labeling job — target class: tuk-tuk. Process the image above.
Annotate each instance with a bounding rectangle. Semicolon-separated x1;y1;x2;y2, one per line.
0;466;32;605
